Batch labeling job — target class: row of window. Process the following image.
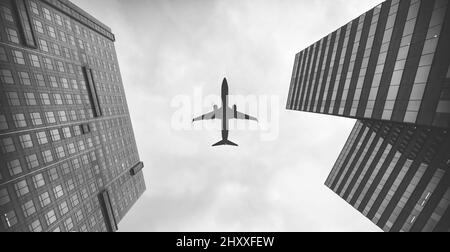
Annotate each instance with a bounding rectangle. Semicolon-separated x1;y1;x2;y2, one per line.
3;90;89;107
26;0;114;51
0;123;89;155
1;137;94;174
0;68;124;104
0;110;94;131
2;191;106;232
0;45;121;88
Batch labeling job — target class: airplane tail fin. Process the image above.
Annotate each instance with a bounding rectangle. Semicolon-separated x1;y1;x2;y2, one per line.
212;139;238;147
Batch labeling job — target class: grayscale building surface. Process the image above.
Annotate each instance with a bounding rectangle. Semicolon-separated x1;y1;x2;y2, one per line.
287;0;449;232
287;0;450;128
325;120;449;232
0;0;145;232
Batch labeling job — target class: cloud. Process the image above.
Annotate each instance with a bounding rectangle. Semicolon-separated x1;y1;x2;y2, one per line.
71;0;383;232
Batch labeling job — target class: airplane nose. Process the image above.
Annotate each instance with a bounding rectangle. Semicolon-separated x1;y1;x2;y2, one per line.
223;78;229;86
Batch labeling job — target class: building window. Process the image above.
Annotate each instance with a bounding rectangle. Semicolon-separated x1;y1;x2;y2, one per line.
67;179;75;192
68;143;76;154
45;112;56;124
36;131;48;145
70;194;79;206
47;26;56;38
65;94;73;105
1;138;15;153
18;72;31;85
11;160;25;181
29;54;40;68
72;158;80;170
75;210;84;222
12;50;25;65
43;8;52;21
39;192;51;207
6;92;20;106
6;28;19;44
1;6;14;22
25;154;39;169
89;182;96;193
56;61;65;72
42;150;54;164
19;134;33;149
32;173;45;188
52;43;61;56
38;74;49;87
68;34;75;46
14;180;29;197
81;188;88;199
60;78;69;88
39;39;48;52
64;19;72;31
22;200;36;218
30;113;43;126
50;129;60;141
0;69;14;84
55;14;62;26
29;1;39;15
0;47;7;61
53;185;64;199
89;216;96;228
0;115;9;130
43;57;53;70
55;146;65;159
62;127;71;138
53;94;63;105
34;19;44;33
24;93;37;106
0;188;10;206
59;31;67;42
61;162;70;175
48;167;59;181
59;201;69;215
13;114;27;128
71;80;78;90
58;111;68;122
3;210;18;228
64;217;74;231
40;93;50;105
29;219;42;232
47;76;57;87
69;110;77;121
45;210;57;225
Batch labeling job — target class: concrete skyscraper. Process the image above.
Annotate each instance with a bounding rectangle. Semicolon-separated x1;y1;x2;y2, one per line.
0;0;145;232
287;0;449;232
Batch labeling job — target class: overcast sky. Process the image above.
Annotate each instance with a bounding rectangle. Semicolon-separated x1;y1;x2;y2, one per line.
72;0;383;232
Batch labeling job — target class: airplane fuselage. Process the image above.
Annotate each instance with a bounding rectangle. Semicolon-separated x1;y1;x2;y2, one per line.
221;79;229;132
221;79;230;140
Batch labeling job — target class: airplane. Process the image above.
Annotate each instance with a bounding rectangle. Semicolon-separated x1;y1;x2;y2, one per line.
192;78;258;147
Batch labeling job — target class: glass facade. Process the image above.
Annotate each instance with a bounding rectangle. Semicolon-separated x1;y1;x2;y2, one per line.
287;0;450;232
0;0;145;232
287;0;450;129
324;120;449;232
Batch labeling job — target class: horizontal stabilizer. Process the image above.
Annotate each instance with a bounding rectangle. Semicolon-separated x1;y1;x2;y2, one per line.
212;140;238;147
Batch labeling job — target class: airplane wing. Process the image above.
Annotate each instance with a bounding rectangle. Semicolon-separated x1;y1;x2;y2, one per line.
227;107;258;121
192;110;223;122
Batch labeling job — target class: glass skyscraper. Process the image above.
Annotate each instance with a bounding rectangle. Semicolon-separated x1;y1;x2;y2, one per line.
287;0;449;232
0;0;145;232
325;120;449;232
287;0;449;128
